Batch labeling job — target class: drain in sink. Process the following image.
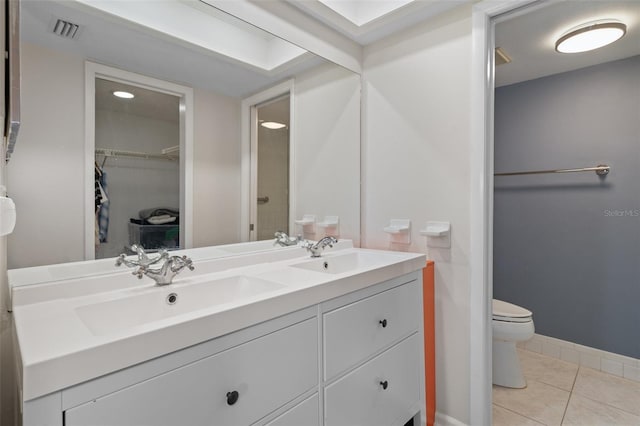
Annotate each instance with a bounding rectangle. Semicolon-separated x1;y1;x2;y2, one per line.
166;293;178;305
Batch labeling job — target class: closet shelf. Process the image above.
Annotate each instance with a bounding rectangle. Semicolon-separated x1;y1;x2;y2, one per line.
161;145;180;156
96;147;178;162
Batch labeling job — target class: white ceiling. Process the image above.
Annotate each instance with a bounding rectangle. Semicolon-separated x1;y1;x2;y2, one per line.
287;0;639;86
22;0;640;97
96;79;180;123
316;0;416;26
21;0;325;98
495;1;640;87
287;0;468;44
74;0;308;71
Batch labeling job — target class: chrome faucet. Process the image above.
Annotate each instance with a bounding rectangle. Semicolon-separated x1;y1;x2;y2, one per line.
116;245;194;285
302;236;338;257
116;244;168;268
274;231;302;247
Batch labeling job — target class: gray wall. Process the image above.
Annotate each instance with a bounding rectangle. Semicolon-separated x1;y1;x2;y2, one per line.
494;55;640;359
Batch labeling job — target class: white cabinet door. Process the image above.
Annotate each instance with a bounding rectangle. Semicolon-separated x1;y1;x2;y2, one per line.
324;333;420;426
263;393;319;426
323;281;420;380
65;318;318;426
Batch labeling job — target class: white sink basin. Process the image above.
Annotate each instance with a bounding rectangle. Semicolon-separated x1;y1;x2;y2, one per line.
290;251;398;275
75;276;285;336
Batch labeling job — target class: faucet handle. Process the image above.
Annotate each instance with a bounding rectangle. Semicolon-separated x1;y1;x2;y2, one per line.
115;253;126;267
177;255;194;271
183;256;195;271
132;267;145;279
130;244;149;262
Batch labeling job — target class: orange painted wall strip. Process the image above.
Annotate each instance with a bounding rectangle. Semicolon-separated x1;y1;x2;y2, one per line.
423;261;436;426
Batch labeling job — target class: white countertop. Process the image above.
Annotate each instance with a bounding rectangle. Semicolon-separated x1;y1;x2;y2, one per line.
12;242;425;401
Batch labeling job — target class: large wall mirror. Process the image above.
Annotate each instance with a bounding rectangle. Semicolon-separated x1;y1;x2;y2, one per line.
8;0;360;269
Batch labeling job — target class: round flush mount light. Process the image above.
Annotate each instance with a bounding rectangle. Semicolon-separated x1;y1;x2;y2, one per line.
260;121;287;129
113;90;135;99
555;20;627;53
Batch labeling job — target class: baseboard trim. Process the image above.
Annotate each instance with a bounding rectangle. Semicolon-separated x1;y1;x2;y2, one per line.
434;411;467;426
518;333;640;383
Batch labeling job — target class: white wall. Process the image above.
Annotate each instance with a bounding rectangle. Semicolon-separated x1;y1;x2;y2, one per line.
7;43;86;268
362;5;473;424
7;42;242;268
192;89;242;247
294;62;361;245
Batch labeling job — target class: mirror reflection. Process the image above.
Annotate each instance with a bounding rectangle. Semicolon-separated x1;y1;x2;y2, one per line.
94;79;181;259
7;0;361;270
256;96;290;241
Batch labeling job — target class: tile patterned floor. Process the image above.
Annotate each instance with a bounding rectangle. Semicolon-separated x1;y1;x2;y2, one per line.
493;349;640;426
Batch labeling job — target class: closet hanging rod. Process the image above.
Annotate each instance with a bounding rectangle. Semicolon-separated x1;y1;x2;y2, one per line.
95;148;177;162
495;164;610;177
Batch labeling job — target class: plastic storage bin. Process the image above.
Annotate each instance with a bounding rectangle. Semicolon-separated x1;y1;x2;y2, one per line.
128;223;179;251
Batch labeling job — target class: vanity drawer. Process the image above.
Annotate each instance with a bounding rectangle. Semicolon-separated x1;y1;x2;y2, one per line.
324;333;421;426
65;318;318;426
323;280;421;380
262;393;319;426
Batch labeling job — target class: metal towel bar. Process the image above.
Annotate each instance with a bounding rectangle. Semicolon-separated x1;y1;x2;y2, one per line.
495;164;610;177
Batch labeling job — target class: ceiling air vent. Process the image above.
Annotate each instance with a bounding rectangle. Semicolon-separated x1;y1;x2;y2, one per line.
52;18;82;40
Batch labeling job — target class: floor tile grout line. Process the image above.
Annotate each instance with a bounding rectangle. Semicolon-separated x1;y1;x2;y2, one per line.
518;348;580;390
573;365;640;417
493;352;576;426
558;365;581;424
521;347;640;386
493;378;571;425
492;403;547;425
571;390;640;419
496;351;640;425
527;377;576;394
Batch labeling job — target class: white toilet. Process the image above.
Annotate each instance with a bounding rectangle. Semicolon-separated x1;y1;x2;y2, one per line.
492;299;534;388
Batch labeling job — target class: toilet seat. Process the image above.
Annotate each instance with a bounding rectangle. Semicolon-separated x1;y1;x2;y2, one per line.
493;299;532;323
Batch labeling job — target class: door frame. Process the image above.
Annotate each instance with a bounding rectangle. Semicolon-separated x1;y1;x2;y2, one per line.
470;0;540;423
84;62;194;259
241;80;295;242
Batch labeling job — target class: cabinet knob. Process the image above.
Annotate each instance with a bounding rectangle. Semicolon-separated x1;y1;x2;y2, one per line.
380;380;389;390
226;390;239;405
379;319;388;328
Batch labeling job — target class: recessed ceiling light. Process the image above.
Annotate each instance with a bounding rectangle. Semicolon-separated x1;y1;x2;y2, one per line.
113;91;135;99
261;121;286;129
555;20;626;54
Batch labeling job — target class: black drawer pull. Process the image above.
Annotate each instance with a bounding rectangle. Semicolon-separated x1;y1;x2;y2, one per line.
379;319;388;328
226;390;239;405
380;380;389;390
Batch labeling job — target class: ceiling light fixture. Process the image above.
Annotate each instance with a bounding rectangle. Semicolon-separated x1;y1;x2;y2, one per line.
113;91;135;99
555;20;626;54
260;121;286;129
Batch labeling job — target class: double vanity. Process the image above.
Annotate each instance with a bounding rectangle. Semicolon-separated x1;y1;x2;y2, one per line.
10;240;427;426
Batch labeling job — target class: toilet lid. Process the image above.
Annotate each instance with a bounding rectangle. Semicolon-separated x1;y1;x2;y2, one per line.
493;299;532;322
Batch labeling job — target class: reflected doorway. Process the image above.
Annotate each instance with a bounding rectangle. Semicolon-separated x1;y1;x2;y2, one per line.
85;62;194;261
255;96;290;241
94;79;180;259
